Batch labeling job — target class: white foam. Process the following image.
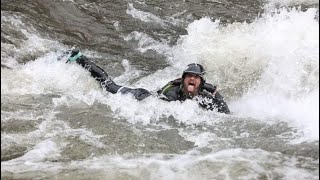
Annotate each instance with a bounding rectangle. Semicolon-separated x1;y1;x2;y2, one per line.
161;8;318;141
110;8;319;141
227;8;319;141
103;92;224;125
1;3;318;178
1;53;101;96
265;0;318;7
29;148;315;179
1;5;318;143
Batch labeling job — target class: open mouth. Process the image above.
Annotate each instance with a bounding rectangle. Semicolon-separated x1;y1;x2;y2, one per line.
186;82;196;92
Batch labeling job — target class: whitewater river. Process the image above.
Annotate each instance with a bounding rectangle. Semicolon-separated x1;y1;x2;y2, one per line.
1;0;319;179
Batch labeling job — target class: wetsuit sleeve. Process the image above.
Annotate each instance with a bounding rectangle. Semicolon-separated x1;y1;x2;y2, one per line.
74;54;122;94
70;50;151;101
213;91;230;114
118;87;151;101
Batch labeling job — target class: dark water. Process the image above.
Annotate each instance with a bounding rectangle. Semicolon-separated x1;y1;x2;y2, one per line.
1;0;319;179
1;0;264;67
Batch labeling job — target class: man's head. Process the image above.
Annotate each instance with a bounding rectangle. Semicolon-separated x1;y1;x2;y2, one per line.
182;63;206;96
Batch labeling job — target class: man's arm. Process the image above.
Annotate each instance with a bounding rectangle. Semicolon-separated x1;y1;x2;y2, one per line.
212;91;230;114
199;87;230;114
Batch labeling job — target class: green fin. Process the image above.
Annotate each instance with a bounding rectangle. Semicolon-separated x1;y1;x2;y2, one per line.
68;52;82;62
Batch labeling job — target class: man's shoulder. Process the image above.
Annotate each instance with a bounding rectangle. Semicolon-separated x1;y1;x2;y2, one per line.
158;84;181;96
157;78;182;94
157;79;182;101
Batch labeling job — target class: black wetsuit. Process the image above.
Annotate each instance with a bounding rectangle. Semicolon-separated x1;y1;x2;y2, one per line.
157;78;230;114
71;51;151;101
69;50;230;114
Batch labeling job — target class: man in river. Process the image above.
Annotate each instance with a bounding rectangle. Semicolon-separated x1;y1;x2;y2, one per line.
65;49;230;114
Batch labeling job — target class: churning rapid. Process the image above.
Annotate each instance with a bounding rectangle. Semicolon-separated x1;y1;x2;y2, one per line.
1;0;319;179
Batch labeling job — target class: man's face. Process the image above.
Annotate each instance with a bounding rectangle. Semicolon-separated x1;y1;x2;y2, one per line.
183;73;202;96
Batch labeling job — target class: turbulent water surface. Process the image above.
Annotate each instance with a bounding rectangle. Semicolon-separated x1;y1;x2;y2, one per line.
1;0;319;179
